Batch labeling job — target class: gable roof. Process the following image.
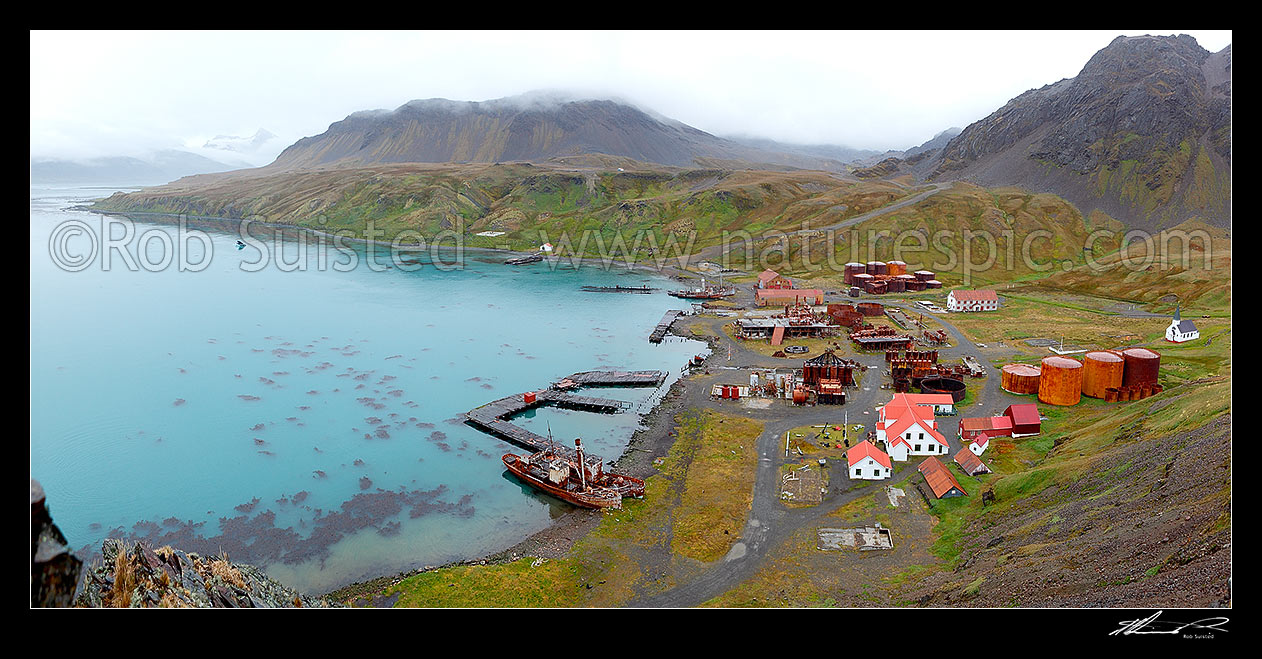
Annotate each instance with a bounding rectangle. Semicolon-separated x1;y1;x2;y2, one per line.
953;447;991;475
847;440;891;470
949;289;998;302
918;456;966;498
1003;403;1041;427
960;416;1013;433
757;269;783;283
880;393;946;446
1176;319;1198;333
971;433;991;449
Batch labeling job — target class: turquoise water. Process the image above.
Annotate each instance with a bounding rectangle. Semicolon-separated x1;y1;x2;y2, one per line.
29;185;705;593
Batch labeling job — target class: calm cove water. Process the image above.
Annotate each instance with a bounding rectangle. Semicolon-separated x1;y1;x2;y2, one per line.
30;184;705;593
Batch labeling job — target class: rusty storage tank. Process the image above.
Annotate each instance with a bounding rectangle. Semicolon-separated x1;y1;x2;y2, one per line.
887;277;906;293
1120;348;1161;388
857;302;884;316
1038;356;1083;406
906;279;927;292
914;270;935;281
920;376;967;403
865;261;886;276
844;263;867;285
853;273;873;289
867;280;889;294
925;280;943;289
887;260;907;276
1000;363;1041;395
1082;351;1125;398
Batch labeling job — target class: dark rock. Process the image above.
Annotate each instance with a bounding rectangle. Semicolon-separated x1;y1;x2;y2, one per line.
31;478;83;607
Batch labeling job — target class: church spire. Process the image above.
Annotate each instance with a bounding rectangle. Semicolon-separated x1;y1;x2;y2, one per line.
1173;300;1181;321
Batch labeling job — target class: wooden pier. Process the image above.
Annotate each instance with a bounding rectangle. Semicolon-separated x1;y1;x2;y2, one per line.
649;310;683;344
465;369;668;464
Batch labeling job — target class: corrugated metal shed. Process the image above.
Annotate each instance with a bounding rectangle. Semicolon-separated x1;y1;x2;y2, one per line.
918;456;966;498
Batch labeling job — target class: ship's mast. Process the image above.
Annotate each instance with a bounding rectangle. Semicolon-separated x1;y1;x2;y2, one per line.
575;439;588;491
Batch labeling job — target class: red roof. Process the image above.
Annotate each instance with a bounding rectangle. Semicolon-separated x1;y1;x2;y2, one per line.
950;289;999;302
1004;403;1041;428
959;416;1013;433
880;394;946;447
953;447;991;475
846;440;891;470
918;456;966;498
757;269;782;282
971;433;991;448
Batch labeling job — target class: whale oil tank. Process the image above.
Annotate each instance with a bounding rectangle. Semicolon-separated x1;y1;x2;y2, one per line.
1001;363;1041;395
1038;356;1083;406
1082;351;1125;398
1121;348;1161;387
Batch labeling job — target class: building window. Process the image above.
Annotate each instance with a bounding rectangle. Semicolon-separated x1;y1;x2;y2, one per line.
914;444;921;452
855;468;861;476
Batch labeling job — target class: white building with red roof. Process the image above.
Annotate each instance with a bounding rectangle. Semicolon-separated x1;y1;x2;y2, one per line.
947;289;999;312
875;393;951;461
846;440;891;480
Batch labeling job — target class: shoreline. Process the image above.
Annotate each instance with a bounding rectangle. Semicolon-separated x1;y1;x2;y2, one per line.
324;322;723;605
73;206;705;281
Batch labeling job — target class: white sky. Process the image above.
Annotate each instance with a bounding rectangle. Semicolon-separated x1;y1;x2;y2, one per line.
30;30;1232;164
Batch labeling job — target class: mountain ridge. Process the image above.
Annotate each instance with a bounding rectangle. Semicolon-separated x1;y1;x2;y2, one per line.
926;34;1231;228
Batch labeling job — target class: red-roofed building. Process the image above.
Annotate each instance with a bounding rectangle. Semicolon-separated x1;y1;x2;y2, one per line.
876;393;950;461
918;456;966;498
755;288;824;306
898;392;956;415
954;447;992;476
756;269;794;290
947;289;999;312
969;432;991;456
1003;403;1042;437
846;440;892;480
959;416;1013;441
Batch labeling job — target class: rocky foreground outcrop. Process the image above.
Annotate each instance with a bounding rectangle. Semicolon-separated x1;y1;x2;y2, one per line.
31;479;82;607
74;539;340;608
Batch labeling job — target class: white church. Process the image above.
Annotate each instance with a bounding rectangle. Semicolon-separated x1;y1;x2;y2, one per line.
1165;303;1200;343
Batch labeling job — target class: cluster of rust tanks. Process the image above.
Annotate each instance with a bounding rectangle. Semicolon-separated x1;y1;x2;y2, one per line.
1002;348;1163;406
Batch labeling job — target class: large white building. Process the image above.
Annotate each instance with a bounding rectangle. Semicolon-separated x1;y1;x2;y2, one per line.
874;393;951;461
1166;304;1200;343
946;289;999;312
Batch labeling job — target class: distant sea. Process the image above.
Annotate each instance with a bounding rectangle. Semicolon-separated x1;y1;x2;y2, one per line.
30;184;705;593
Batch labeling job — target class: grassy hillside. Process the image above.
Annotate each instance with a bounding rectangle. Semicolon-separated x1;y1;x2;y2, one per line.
93;163;1229;308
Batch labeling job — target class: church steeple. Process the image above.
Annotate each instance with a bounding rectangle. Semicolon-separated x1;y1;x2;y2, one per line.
1173;301;1181;322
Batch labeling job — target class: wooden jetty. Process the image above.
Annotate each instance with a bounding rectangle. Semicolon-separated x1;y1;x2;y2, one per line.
580;285;658;294
465;370;668;464
649;310;683;344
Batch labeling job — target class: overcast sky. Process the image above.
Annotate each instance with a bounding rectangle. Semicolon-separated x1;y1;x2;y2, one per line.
31;30;1232;165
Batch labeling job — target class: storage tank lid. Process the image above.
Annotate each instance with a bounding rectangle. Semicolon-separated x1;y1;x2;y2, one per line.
1042;356;1083;369
1122;348;1161;359
1003;363;1042;376
1085;350;1123;362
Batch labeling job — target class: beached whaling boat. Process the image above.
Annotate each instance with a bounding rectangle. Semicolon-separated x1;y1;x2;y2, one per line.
502;438;645;510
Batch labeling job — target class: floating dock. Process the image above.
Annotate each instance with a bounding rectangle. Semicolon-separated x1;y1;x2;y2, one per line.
649;310;683;344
